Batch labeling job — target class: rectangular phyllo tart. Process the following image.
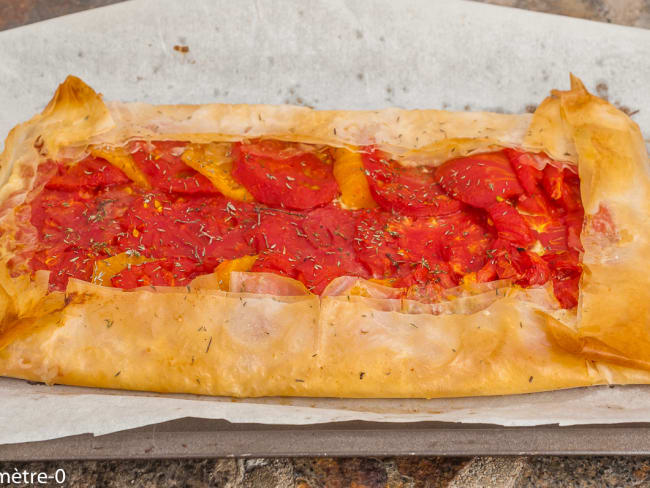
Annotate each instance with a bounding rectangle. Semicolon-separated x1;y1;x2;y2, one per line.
0;75;648;398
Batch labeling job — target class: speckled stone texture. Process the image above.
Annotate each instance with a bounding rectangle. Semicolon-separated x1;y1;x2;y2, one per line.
0;0;125;31
478;0;650;27
1;0;650;486
2;456;650;486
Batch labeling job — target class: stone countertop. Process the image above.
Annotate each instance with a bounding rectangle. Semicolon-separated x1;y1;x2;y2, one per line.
3;456;650;487
0;0;649;486
1;0;648;31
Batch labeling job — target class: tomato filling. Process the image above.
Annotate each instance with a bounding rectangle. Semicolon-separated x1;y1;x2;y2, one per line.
131;141;219;194
231;140;339;210
362;147;461;216
25;141;584;308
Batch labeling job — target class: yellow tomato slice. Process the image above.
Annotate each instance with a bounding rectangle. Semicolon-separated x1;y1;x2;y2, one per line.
89;145;151;189
333;147;377;209
92;252;152;287
181;143;253;202
214;255;258;290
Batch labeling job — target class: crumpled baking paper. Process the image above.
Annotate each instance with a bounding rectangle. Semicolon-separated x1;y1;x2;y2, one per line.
0;0;649;444
5;378;650;444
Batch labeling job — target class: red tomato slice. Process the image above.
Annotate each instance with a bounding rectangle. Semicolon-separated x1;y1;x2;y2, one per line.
508;149;582;212
45;156;129;191
232;141;339;210
131;141;219;194
525;214;568;252
565;209;584;252
30;247;97;291
30;187;133;253
400;260;458;302
509;157;582;254
557;172;582;213
415;209;494;275
251;205;367;293
30;185;137;290
516;191;555;215
488;240;550;287
397;260;457;289
361;147;461;217
354;210;444;280
116;194;256;264
542;165;564;200
487;201;535;248
551;276;580;309
476;260;498;283
503;149;544;196
435;151;523;208
353;210;402;279
353;208;492;283
515;163;583;253
518;193;568;253
543;251;581;308
516;190;578;253
111;257;203;288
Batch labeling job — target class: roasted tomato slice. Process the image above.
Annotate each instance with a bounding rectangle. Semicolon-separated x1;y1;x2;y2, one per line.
515;192;569;253
116;194;256;264
45;156;129;191
30;247;98;291
30;187;133;252
543;251;581;308
398;260;457;289
565;209;584;252
232;140;339;210
504;149;544;196
131;141;219;194
532;217;568;252
111;257;204;288
444;232;495;275
541;164;565;200
487;201;535;248
435;151;523;208
400;259;458;302
353;208;491;284
406;209;493;276
353;209;402;279
516;193;564;253
507;149;584;253
251;205;367;293
555;169;582;213
361;147;461;217
353;210;445;280
540;163;581;210
485;240;550;287
516;190;555;215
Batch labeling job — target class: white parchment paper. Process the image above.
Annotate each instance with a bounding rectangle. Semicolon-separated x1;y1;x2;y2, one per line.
0;0;649;444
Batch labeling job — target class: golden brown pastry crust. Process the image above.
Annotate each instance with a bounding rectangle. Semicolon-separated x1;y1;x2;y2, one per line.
0;75;649;398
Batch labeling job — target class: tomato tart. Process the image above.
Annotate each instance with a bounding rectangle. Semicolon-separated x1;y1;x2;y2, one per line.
0;75;648;398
